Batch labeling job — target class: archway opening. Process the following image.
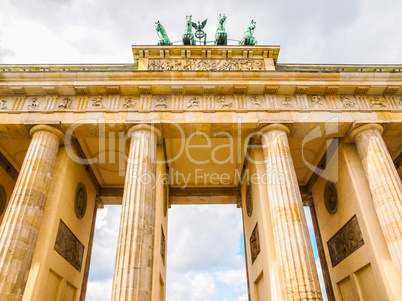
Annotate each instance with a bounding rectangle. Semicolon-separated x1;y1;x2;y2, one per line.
166;204;248;301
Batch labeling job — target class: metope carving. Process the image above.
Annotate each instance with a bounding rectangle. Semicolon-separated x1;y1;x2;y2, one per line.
74;183;87;219
0;185;6;216
185;97;201;109
91;96;103;108
246;181;253;217
340;96;357;109
28;97;40;109
370;96;386;108
0;99;8;110
324;181;338;214
282;97;293;108
123;97;136;109
154;96;168;109
250;223;261;264
161;226;166;265
327;215;364;267
148;59;265;71
54;220;85;272
216;96;233;109
58;97;72;109
311;95;325;108
251;95;262;108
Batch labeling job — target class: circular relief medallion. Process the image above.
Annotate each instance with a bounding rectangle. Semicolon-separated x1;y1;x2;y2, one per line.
74;183;87;219
324;181;338;214
0;185;6;216
246;181;253;217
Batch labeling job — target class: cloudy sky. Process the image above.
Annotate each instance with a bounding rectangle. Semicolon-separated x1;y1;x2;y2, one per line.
1;0;401;300
1;0;402;65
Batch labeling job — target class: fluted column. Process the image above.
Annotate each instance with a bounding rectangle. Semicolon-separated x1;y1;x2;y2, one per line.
260;124;322;301
112;124;161;301
350;124;402;279
0;125;64;300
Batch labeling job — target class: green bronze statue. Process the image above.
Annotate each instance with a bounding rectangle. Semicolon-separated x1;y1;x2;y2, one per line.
155;21;172;45
214;14;227;45
182;15;196;45
192;18;208;45
239;20;257;46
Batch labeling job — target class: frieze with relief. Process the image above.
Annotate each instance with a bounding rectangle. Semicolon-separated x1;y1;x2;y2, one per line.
0;94;399;112
327;215;364;267
54;219;85;272
148;59;265;71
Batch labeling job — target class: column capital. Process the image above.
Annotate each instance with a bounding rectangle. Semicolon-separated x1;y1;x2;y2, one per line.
29;125;64;144
303;194;314;207
349;123;383;142
127;124;162;142
258;123;290;136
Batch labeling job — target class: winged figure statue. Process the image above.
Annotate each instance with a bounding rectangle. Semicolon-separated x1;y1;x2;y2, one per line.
192;19;208;31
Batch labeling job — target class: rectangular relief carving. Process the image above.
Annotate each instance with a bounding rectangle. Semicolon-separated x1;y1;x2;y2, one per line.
327;215;364;267
250;223;261;264
148;59;265;71
54;219;85;272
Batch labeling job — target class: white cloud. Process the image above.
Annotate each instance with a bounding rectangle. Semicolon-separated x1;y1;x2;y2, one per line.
237;294;248;301
168;271;217;301
86;278;113;301
215;269;247;292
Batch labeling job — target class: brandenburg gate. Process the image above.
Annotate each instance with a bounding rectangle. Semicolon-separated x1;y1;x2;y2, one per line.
0;41;401;300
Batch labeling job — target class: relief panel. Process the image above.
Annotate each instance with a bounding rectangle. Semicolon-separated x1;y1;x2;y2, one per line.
148;59;265;71
327;215;364;267
250;223;261;264
54;219;85;272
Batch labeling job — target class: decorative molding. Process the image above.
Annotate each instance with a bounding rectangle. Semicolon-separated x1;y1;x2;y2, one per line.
148;59;265;71
325;86;339;95
384;86;400;95
327;215;364;267
138;86;152;94
106;86;120;95
295;86;309;95
54;220;85;272
355;86;369;95
265;85;279;94
74;86;88;95
9;87;25;95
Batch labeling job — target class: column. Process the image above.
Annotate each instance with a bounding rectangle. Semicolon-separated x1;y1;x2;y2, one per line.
349;123;402;279
0;125;64;300
112;124;161;301
260;124;322;300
